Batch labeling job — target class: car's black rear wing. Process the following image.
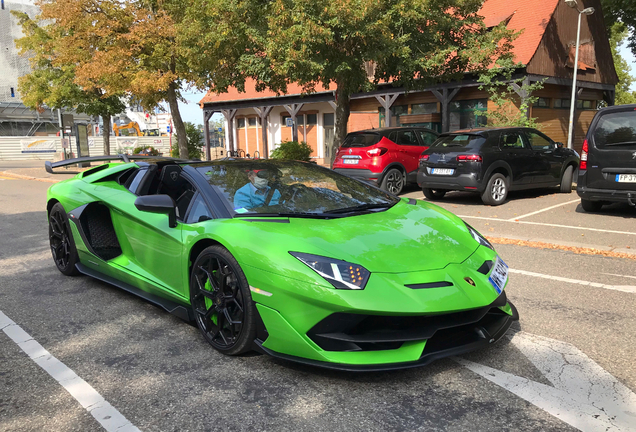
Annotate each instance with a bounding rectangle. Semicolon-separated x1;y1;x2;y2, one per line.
44;155;189;174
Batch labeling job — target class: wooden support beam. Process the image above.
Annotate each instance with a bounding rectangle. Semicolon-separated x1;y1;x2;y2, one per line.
253;106;273;158
374;93;401;127
432;88;459;132
203;110;213;161
284;103;303;142
221;109;237;153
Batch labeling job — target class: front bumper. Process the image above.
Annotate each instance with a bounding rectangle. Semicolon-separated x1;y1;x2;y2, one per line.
417;169;482;192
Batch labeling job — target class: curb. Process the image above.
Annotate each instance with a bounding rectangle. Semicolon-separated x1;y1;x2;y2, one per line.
0;170;61;183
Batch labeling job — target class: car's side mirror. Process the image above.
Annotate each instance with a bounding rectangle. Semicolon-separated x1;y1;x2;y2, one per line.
556;142;564;149
134;194;177;228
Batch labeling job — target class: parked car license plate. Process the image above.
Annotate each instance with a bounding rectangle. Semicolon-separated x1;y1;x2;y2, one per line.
343;159;359;165
615;174;636;183
431;168;454;175
488;256;509;295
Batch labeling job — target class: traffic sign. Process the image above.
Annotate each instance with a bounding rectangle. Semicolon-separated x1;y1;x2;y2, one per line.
218;127;222;132
167;125;171;133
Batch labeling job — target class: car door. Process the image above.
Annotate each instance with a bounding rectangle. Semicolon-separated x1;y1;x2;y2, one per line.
395;129;422;176
498;130;534;185
524;129;562;184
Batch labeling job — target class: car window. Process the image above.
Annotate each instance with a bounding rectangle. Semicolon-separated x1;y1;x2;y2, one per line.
388;131;398;143
341;133;381;148
526;131;552;150
417;131;437;146
397;130;418;146
499;132;525;150
431;134;486;149
185;193;213;223
592;111;636;149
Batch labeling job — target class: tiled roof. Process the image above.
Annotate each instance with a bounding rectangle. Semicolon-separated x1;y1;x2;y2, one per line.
200;0;559;105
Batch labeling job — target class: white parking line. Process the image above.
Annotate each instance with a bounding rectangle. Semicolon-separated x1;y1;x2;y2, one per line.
509;198;580;221
458;215;636;236
0;310;141;432
458;331;636;432
510;268;636;293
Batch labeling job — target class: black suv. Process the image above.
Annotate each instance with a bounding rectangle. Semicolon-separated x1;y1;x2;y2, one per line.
577;104;636;212
417;127;580;205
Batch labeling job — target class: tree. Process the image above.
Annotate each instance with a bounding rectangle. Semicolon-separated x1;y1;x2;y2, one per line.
608;23;636;105
12;10;125;154
263;0;515;163
477;60;545;128
601;0;636;57
35;0;193;159
170;122;204;160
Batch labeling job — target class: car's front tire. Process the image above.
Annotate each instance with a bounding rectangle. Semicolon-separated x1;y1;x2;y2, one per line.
190;245;256;355
381;168;405;195
580;199;603;212
481;173;508;206
48;203;80;276
422;188;446;200
560;165;574;193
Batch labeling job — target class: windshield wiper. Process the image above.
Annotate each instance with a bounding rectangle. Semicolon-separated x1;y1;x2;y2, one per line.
605;141;636;146
322;202;393;214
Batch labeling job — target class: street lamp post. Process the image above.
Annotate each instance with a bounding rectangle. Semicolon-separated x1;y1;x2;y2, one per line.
565;0;594;149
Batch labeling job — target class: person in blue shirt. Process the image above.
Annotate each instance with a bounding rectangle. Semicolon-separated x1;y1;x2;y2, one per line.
233;169;281;210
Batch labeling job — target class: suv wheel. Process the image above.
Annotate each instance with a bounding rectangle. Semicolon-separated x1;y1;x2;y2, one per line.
580;199;603;212
381;168;404;195
422;188;446;200
559;165;574;193
481;173;508;206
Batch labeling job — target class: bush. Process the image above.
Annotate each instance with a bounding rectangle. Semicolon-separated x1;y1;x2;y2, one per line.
170;122;204;160
132;146;161;156
270;141;313;161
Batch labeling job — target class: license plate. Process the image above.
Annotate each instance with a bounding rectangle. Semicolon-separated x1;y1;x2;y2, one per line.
343;159;359;165
488;256;509;295
615;174;636;183
431;168;454;175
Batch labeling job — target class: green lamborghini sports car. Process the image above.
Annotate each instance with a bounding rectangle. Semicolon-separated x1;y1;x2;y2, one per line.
45;155;518;371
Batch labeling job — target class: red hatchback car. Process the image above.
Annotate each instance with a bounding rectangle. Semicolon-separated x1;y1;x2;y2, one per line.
332;127;439;194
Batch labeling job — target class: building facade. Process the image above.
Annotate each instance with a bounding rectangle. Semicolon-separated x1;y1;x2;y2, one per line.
200;0;618;165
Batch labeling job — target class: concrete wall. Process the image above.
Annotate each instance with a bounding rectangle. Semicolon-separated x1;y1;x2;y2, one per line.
0;136;173;160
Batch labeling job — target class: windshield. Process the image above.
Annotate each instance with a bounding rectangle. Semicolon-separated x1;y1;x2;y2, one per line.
431;134;486;149
341;133;381;148
195;160;399;217
593;111;636;149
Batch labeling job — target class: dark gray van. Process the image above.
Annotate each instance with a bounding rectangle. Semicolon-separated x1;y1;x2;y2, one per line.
577;104;636;212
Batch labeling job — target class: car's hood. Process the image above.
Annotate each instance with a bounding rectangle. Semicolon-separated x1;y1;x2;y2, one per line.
229;199;479;274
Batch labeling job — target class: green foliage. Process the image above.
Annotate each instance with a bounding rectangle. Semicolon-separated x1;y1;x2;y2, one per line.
170;122;204;159
609;23;636;105
602;0;636;57
132;146;161;156
270;141;313;162
478;59;545;128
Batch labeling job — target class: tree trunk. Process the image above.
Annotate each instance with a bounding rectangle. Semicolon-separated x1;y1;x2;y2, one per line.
102;114;111;155
167;81;188;159
332;82;351;166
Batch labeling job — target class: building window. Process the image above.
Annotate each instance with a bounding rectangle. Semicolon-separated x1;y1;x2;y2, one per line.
306;114;317;125
533;97;550;108
323;113;334;127
237;118;246;129
554;99;571;109
247;117;257;127
411;103;438;114
576;100;596;110
449;99;488;130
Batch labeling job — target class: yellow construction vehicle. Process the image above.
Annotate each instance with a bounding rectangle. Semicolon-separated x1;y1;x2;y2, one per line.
113;122;142;136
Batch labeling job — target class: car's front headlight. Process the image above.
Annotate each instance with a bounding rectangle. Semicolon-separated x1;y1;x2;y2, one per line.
464;222;494;250
289;252;370;290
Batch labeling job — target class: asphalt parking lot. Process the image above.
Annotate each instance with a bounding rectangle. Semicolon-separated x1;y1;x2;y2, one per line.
1;177;635;432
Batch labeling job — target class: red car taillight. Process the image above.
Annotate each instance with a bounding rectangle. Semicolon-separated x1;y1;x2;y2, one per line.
419;153;429;166
366;147;388;157
457;154;483;162
580;139;588;170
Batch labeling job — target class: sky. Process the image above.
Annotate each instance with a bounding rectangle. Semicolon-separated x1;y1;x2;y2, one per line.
176;43;636;124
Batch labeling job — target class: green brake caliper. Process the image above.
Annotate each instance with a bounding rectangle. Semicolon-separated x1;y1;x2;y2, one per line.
204;278;218;325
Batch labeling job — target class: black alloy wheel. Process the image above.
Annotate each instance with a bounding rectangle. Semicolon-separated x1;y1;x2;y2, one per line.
422;188;446;200
190;245;256;355
48;203;79;276
381;168;405;195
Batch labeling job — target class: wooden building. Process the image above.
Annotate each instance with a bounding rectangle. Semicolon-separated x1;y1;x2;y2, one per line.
200;0;618;165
